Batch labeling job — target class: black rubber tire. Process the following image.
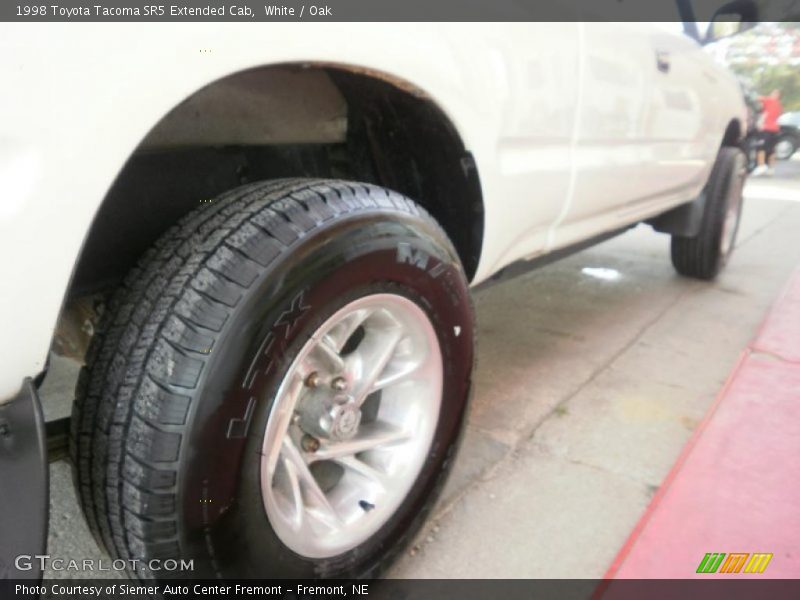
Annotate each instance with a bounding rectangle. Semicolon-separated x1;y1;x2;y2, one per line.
670;147;746;280
69;179;475;580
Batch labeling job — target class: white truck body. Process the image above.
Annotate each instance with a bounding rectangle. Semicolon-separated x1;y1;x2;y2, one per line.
0;22;746;401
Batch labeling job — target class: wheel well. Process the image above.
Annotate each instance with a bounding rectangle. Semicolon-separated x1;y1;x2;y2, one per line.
68;65;484;300
721;118;743;147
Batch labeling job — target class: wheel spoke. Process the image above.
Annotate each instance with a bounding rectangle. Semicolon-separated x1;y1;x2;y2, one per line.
281;438;342;528
351;327;405;406
312;335;345;373
372;357;423;391
309;422;411;462
334;456;388;491
280;372;306;415
282;456;304;530
266;373;307;475
326;308;372;352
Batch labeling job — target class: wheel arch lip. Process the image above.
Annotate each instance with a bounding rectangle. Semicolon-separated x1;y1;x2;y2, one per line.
70;55;482;281
64;59;485;293
721;117;745;148
69;55;482;291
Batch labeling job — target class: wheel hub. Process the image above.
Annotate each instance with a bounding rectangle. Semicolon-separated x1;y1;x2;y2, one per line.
328;402;361;440
297;390;363;441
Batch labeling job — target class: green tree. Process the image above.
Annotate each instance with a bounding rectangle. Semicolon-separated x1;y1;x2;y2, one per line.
724;23;800;111
730;63;800;111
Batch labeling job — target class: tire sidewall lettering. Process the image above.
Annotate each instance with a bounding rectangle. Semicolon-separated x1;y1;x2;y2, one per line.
179;212;474;577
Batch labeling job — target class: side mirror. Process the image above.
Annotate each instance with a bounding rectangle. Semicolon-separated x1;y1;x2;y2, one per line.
704;0;758;44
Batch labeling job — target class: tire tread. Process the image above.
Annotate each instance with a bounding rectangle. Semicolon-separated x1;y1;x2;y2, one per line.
70;178;454;577
671;147;744;280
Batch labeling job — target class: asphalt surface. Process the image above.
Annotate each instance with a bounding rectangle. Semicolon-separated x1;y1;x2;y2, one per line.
39;160;800;579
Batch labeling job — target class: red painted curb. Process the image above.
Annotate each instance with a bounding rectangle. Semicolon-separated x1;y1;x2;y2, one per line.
599;349;749;581
600;267;800;584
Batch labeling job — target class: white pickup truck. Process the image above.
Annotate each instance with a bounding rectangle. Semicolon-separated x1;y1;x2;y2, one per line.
0;16;749;580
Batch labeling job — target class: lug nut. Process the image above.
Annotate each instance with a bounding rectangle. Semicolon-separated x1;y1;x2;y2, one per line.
301;434;321;453
331;377;348;392
305;372;320;388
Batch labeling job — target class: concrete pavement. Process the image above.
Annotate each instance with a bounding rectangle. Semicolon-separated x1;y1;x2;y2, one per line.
40;164;800;579
609;269;800;578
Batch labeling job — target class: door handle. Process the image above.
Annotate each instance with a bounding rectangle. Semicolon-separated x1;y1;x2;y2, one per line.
656;50;671;73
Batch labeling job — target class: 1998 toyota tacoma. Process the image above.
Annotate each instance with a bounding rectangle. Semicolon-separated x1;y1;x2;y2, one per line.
0;10;751;580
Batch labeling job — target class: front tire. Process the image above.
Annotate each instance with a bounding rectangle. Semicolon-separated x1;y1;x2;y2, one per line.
70;179;475;579
670;147;746;280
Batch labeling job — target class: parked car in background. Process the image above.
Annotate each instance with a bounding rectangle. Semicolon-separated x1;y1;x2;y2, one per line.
776;112;800;160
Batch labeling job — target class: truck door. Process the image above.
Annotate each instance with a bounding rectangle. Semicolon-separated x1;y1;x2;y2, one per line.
459;23;582;274
549;22;659;248
551;22;714;249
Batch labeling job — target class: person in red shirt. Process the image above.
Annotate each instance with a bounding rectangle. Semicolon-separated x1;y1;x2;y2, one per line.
754;89;783;176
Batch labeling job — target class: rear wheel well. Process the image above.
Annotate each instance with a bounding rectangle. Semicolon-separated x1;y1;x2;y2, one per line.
68;65;484;301
647;120;744;238
721;118;743;147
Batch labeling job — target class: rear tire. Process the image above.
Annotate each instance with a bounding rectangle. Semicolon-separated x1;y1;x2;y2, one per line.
670;147;746;280
70;179;474;579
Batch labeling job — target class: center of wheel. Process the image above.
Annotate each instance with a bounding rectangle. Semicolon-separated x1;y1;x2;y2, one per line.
329;403;361;440
297;389;363;441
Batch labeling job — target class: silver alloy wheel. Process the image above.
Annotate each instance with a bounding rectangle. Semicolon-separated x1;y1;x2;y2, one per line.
774;138;794;161
260;293;443;559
